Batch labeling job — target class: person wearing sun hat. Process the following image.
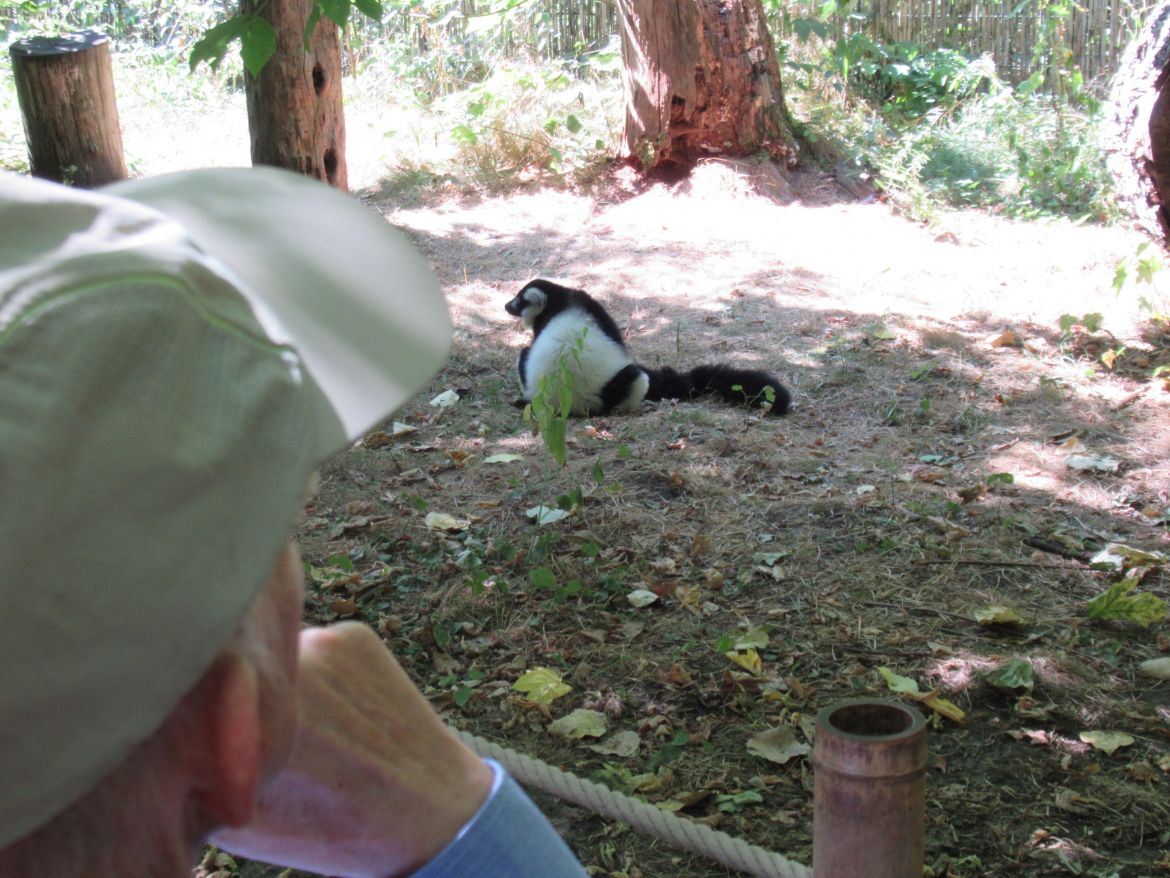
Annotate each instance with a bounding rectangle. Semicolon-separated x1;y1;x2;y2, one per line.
0;166;587;878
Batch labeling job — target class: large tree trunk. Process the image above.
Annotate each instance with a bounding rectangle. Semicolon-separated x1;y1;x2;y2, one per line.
617;0;798;176
9;31;127;187
1104;3;1170;243
242;0;347;190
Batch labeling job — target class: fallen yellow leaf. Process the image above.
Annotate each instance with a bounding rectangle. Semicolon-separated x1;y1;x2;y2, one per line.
725;649;762;675
512;667;572;704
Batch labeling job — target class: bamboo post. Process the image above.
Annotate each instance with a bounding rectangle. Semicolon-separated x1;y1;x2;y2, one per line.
813;699;927;878
9;31;127;188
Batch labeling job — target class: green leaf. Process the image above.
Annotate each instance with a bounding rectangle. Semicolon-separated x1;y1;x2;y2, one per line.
752;551;786;567
529;566;557;590
984;658;1034;694
617;444;632;460
1085;579;1168;626
548;708;608;739
469;101;486;118
544;418;567;466
526;505;569;525
1137;254;1164;284
451;124;478;146
325;553;354;571
565;114;583;134
1017;70;1044;94
239;17;277;77
734;625;770;650
189;16;251;73
1079;729;1134;755
973;605;1023;625
985;472;1015;487
877;666;922;695
592;459;605;484
715;790;764;813
1111;261;1129;292
453;686;474;708
484;453;523;464
353;0;383;20
320;0;352;28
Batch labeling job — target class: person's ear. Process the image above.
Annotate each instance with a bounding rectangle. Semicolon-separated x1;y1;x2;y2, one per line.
193;655;263;828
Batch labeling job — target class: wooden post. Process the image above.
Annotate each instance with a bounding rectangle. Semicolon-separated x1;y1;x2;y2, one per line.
9;31;127;188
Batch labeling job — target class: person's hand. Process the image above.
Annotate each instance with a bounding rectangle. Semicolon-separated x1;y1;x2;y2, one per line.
210;622;494;878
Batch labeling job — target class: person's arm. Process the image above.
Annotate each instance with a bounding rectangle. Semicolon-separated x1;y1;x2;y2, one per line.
210;622;586;878
412;760;587;878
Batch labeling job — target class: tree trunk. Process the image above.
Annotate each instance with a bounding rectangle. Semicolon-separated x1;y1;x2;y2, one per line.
9;31;127;187
617;0;798;176
242;0;347;190
1104;3;1170;243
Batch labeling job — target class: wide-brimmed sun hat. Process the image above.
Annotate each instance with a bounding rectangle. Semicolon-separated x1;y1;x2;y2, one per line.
0;166;451;847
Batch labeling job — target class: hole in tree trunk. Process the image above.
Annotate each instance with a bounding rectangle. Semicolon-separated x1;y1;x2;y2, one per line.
312;63;325;95
323;147;338;184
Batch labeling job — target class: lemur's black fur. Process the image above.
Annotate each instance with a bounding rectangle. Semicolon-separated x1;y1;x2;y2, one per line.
505;279;791;416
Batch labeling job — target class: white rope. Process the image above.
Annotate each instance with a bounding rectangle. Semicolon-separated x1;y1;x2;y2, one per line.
457;730;812;878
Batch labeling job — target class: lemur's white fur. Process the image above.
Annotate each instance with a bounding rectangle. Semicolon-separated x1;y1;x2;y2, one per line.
517;286;648;415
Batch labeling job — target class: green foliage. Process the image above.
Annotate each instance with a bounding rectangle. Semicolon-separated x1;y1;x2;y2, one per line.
829;36;994;123
1059;312;1104;335
188;1;384;75
189;15;274;76
870;88;1117;221
983;658;1035;694
1085;580;1168;627
648;730;690;769
528;565;581;604
782;1;1120;223
526;325;586;466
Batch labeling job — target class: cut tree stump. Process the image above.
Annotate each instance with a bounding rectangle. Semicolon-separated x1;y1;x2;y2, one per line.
9;31;127;187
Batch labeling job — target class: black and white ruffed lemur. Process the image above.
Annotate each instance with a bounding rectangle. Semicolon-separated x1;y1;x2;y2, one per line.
504;279;791;417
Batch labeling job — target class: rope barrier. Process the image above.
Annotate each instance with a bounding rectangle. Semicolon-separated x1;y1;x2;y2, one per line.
458;730;813;878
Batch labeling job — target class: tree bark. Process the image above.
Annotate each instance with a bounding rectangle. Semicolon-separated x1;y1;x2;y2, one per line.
1104;3;1170;243
617;0;798;175
9;31;127;187
242;0;347;190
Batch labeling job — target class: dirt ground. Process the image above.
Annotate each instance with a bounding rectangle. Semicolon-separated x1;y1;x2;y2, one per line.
218;158;1170;878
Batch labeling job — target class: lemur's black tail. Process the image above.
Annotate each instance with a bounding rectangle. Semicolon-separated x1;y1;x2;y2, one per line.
644;364;791;415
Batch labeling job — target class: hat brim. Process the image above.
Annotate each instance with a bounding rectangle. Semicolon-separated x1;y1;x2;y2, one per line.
104;167;451;456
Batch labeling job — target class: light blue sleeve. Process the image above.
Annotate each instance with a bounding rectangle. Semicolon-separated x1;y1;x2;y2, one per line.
410;760;589;878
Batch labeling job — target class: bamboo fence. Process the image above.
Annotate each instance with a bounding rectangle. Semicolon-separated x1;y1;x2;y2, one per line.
791;0;1157;88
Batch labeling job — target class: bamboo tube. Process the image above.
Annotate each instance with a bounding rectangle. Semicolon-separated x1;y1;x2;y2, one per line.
812;699;927;878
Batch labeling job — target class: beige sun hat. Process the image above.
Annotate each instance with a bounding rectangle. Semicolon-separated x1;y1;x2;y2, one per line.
0;166;451;847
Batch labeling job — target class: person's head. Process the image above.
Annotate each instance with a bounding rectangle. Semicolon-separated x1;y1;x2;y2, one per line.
0;168;451;871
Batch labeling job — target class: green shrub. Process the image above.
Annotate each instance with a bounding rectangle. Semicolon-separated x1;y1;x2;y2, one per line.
830;36;995;123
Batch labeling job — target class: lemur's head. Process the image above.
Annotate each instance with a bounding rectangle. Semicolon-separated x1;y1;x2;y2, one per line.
504;281;551;328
